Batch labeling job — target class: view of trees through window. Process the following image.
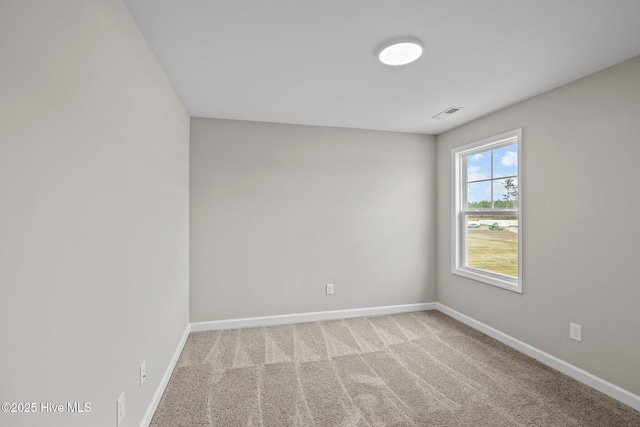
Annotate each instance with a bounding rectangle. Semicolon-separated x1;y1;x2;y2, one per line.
465;144;519;278
468;178;518;209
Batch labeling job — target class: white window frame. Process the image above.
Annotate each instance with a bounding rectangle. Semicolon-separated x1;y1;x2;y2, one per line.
451;128;523;293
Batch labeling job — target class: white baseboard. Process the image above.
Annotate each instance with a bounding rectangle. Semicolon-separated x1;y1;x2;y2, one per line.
140;323;191;427
436;303;640;412
190;302;437;332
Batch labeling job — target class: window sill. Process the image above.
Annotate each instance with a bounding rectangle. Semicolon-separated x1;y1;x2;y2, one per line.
452;266;522;294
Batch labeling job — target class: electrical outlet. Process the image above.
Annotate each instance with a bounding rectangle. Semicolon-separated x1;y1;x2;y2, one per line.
326;283;334;295
569;322;582;342
117;391;125;425
140;361;147;386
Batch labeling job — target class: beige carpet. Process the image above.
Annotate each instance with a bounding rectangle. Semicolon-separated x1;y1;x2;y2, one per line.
151;311;640;426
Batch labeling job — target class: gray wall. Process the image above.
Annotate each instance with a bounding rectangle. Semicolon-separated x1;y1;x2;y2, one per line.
0;1;190;426
191;118;436;322
436;56;640;396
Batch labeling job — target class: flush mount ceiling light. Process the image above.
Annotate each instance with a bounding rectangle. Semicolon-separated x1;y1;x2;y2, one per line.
377;37;423;66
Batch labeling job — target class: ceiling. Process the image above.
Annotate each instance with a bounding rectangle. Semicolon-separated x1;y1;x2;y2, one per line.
123;0;640;135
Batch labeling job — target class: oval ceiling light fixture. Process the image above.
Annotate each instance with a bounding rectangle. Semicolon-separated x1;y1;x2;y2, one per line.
378;37;423;66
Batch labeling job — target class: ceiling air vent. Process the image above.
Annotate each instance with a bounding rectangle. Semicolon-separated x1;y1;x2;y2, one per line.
432;106;463;119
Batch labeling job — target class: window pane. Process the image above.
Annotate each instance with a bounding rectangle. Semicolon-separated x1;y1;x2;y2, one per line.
466;214;518;277
493;177;518;209
493;144;518;178
467;181;491;208
467;151;491;182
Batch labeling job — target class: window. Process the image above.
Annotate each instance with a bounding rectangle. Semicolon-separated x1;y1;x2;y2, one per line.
451;129;522;293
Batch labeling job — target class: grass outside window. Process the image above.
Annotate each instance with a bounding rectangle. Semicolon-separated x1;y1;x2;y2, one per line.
467;228;518;277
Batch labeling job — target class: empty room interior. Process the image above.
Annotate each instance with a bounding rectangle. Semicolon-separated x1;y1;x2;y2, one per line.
3;1;640;426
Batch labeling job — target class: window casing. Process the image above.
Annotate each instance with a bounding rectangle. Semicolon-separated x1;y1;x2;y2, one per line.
451;129;522;293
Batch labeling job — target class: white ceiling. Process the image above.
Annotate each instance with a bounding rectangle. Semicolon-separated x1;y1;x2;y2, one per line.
123;0;640;135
